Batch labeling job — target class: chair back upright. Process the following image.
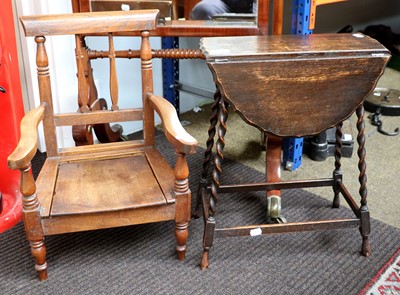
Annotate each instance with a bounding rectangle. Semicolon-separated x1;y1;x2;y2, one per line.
19;10;160;156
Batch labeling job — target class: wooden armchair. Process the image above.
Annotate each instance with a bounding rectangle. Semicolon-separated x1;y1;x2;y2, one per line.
8;10;197;280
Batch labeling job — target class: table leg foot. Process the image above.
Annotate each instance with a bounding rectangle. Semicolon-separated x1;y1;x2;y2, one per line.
200;249;209;270
266;195;287;224
361;237;371;257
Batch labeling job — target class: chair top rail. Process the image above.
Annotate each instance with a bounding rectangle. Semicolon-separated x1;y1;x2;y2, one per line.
20;10;159;37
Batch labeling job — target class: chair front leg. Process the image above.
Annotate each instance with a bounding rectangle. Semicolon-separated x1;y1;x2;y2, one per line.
20;164;48;280
174;152;191;260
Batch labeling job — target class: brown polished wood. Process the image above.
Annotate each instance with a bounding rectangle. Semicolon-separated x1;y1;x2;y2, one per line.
198;33;390;269
183;0;199;19
73;0;268;36
69;0;263;147
71;0;218;146
71;0;286;219
90;0;175;19
9;10;197;280
272;0;283;35
201;34;389;136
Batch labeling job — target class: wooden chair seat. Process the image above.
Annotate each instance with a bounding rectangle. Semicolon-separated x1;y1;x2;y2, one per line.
39;148;171;215
34;145;178;235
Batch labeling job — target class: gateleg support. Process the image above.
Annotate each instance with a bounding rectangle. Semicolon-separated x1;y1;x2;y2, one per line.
360;206;371;256
193;178;208;218
200;188;215;270
332;122;343;208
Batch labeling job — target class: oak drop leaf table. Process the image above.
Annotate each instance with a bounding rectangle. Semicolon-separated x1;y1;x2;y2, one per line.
196;33;390;269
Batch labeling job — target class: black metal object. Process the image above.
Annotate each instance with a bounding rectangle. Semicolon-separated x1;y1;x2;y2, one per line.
303;127;354;161
368;108;399;136
0;86;6;93
0;192;3;214
365;88;400;136
364;88;400;116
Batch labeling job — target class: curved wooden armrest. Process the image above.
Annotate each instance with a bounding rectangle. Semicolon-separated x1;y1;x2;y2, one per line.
148;94;197;154
8;103;46;170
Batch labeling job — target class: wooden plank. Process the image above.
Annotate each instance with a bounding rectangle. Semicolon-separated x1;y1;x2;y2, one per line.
200;34;390;60
145;148;175;204
20;10;159;36
58;140;144;157
43;204;175;235
67;21;260;37
215;219;360;238
216;178;334;194
59;148;143;163
154;20;259;37
53;109;142;127
51;155;167;215
338;182;361;217
36;157;60;217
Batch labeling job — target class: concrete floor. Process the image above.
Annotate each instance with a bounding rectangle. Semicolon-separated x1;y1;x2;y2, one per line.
180;68;400;228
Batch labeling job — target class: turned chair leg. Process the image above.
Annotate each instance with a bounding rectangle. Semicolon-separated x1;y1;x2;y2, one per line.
28;240;48;280
174;153;191;260
175;220;189;260
175;192;190;260
20;164;48;280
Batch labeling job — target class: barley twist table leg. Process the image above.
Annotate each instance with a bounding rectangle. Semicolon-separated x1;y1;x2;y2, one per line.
356;106;371;257
193;90;221;218
201;95;228;269
332;122;343;208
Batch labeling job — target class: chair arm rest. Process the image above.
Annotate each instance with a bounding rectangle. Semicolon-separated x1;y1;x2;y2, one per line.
8;103;46;170
148;94;197;154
